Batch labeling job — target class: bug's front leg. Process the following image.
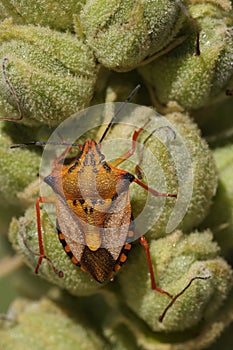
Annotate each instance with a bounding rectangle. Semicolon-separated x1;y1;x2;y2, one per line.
110;119;151;167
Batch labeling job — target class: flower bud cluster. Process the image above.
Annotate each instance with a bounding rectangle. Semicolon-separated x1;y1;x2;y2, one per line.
0;1;233;349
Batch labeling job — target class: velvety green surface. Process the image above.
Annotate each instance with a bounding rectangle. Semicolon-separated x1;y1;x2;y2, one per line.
0;1;233;349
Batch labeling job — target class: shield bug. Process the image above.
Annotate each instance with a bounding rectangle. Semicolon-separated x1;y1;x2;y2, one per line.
11;86;209;322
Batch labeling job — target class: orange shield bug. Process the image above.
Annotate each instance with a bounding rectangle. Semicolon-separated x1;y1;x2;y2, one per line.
11;86;210;321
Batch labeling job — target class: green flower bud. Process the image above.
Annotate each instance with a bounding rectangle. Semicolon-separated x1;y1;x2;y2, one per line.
0;19;98;126
78;0;185;71
0;0;85;31
189;0;232;12
0;121;40;207
0;298;108;350
8;107;217;298
202;143;233;257
105;109;217;237
9;210;233;336
91;69;150;106
165;112;218;233
118;230;233;333
9;205;103;295
138;2;233;110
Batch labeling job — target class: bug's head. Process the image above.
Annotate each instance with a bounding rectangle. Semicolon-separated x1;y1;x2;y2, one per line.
78;140;105;167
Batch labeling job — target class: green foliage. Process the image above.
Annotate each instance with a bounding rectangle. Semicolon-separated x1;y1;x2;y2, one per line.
0;1;233;349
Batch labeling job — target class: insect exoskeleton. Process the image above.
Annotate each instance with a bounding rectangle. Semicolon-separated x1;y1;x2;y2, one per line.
11;86;210;322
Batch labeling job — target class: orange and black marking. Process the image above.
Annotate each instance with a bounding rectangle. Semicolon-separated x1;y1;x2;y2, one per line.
38;126;176;285
56;210;135;283
41;138;139;283
56;222;81;267
114;241;132;273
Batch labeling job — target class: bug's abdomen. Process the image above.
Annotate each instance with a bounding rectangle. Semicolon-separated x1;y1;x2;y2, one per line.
80;246;116;283
57;224;117;283
56;218;134;283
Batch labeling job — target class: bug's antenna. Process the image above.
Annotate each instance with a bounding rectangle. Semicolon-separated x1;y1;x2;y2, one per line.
10;141;81;149
99;84;141;144
1;58;23;121
158;275;211;322
176;0;200;56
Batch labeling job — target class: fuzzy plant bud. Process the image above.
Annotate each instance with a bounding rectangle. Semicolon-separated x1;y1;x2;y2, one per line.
9;205;103;295
0;121;40;207
104;108;217;238
8;106;217;298
0;298;108;350
0;19;98;126
165;112;218;232
138;2;233;110
77;0;186;72
202;143;233;257
8;211;233;338
5;100;232;345
118;230;233;333
0;1;85;31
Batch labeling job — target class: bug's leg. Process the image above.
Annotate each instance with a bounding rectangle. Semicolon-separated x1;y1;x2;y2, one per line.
34;196;63;277
131;125;177;197
110;119;177;197
110;119;151;167
133;177;177;198
135;126;176;180
111;121;176;197
139;236;211;322
158;275;211;322
135;130;154;180
139;236;173;297
1;58;23;121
